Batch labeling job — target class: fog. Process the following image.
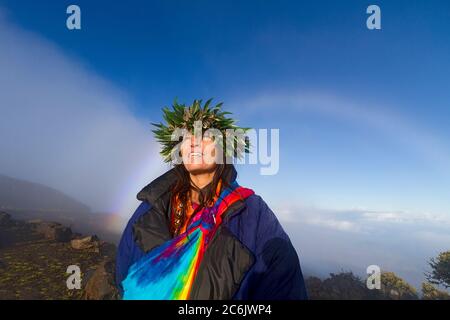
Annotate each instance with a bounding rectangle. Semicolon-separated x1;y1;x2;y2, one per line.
0;10;166;215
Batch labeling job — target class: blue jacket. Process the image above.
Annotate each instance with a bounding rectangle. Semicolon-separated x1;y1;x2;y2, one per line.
115;167;308;300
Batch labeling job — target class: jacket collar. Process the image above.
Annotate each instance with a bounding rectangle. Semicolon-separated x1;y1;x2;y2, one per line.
136;167;178;204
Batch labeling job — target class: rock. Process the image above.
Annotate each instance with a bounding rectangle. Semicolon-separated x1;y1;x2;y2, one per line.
70;235;100;250
71;236;116;256
0;212;11;225
27;219;43;224
99;242;117;258
84;259;119;300
34;221;72;242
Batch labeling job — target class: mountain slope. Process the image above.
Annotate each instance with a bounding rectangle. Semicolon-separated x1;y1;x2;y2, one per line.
0;174;90;213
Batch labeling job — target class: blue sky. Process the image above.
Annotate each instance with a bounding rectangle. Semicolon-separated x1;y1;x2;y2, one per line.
1;0;450;289
3;0;450;116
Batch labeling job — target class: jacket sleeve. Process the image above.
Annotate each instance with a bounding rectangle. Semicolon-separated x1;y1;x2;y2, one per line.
250;198;308;300
115;202;150;296
254;236;308;299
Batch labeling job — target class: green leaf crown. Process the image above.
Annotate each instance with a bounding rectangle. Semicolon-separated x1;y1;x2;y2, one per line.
151;98;251;163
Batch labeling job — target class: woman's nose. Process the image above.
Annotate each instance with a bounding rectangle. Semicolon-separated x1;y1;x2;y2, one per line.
190;136;200;147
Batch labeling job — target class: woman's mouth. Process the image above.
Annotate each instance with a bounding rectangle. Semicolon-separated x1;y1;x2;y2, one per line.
189;152;203;157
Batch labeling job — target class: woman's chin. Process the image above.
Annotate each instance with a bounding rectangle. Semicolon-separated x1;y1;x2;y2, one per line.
184;163;217;175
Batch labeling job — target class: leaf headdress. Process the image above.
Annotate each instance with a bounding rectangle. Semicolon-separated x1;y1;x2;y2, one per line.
151;98;251;163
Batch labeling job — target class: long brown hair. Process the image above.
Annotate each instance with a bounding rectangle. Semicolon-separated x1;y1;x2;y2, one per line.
170;163;235;236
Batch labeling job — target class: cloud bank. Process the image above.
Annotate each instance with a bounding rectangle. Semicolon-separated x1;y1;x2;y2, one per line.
274;202;450;290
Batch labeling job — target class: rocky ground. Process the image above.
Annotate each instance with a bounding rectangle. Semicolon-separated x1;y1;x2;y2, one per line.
0;211;118;300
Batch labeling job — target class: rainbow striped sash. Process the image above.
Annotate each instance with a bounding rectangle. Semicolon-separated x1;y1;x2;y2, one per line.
122;181;254;300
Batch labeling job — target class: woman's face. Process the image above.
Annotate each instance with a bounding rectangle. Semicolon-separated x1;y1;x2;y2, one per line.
180;132;218;174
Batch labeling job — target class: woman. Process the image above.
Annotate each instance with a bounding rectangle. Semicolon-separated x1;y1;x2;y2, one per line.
115;99;308;300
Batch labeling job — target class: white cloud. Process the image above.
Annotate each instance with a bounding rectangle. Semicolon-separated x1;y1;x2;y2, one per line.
361;210;450;225
276;203;450;232
306;217;360;232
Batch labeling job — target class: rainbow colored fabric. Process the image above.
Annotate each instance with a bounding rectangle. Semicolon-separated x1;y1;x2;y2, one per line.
122;181;254;300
